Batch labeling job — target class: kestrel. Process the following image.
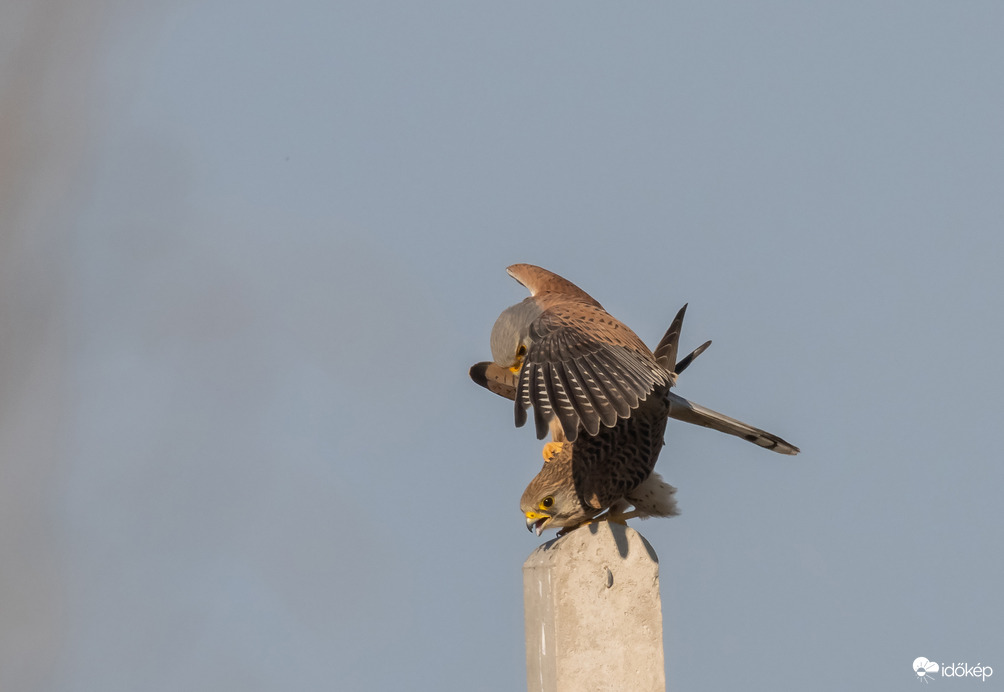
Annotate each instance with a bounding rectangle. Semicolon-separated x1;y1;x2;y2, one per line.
471;263;800;534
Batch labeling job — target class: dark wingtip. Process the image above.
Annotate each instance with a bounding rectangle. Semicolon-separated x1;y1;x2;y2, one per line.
654;303;691;370
469;361;491;388
674;340;712;375
514;399;527;428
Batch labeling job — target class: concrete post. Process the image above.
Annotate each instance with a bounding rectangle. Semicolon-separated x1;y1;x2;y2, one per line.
523;521;665;692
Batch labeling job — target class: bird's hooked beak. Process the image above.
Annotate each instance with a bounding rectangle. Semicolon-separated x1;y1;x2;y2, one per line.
525;511;550;536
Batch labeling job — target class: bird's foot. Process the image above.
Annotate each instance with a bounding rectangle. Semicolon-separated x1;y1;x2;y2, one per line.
541;441;564;463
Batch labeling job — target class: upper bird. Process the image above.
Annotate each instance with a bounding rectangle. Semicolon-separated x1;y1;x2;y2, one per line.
481;263;800;454
489;263;672;444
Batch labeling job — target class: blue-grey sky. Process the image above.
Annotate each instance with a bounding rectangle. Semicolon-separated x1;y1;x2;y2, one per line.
2;2;1003;691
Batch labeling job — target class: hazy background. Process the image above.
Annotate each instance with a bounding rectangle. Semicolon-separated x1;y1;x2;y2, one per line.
2;2;1002;690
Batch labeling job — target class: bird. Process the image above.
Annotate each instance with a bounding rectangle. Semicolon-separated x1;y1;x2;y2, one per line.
470;263;800;535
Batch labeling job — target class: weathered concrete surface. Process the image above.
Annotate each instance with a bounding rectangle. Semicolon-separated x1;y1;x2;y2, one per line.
523;522;664;692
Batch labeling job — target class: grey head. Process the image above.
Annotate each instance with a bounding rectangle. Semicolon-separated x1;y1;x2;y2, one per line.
490;298;544;368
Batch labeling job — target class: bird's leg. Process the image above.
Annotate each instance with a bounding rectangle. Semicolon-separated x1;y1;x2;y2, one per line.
556;520;591;537
606;510;643;523
556;506;639;536
541;441;564;463
555;515;604;537
604;504;644;524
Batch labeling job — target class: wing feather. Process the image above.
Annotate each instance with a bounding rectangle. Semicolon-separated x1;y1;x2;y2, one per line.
565;359;616;431
578;352;632;421
514;303;668;441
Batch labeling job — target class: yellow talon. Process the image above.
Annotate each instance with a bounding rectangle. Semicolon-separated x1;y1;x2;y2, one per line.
542;441;564;462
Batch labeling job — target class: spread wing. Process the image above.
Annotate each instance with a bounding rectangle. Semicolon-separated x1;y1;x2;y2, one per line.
514;302;670;442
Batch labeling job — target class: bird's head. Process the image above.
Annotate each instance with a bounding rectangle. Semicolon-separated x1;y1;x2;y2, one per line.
520;482;588;536
490;299;543;373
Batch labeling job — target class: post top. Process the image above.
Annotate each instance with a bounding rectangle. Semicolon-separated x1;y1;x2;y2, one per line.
523;521;659;568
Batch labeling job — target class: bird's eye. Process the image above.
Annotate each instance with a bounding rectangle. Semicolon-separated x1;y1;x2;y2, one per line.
540;496;554;509
517;344;527;357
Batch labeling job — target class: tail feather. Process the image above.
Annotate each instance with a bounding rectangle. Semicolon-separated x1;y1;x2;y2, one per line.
666;391;800;455
626;472;680;517
653;304;687;371
674;340;711;376
653;304;712;377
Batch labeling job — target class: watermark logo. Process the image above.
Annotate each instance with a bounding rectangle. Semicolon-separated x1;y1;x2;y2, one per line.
914;657;993;683
914;658;940;683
